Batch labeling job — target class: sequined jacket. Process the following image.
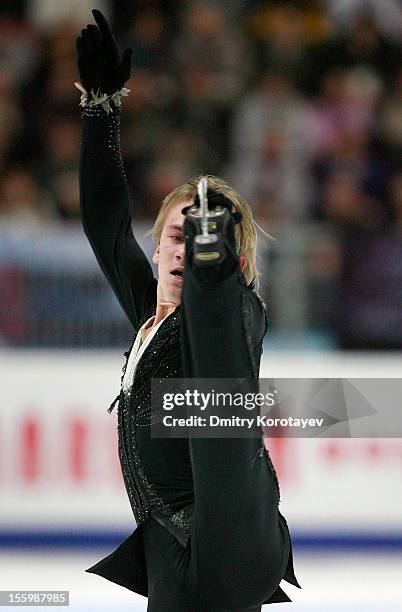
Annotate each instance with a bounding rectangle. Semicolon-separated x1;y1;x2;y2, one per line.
79;107;299;604
116;306;194;547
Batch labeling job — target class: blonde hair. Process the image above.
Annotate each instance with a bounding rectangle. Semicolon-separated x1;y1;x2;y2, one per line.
152;175;257;287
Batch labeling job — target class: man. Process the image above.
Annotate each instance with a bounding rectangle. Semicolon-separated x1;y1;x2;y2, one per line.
77;10;300;611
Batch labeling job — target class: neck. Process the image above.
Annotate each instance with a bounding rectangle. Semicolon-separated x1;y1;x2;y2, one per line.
153;300;178;327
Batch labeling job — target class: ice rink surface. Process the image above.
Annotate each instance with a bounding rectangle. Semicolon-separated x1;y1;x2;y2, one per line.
1;550;401;611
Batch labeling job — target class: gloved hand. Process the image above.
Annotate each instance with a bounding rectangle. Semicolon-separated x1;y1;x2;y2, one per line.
76;9;132;95
183;190;242;273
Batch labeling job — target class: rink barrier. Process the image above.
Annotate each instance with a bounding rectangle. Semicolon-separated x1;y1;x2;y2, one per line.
1;530;401;551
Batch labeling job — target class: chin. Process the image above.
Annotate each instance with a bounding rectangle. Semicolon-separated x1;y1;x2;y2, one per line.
158;277;181;304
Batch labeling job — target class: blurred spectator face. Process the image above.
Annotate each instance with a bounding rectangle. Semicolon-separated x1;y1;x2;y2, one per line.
343;66;382;104
321;69;345;103
127;69;158;110
261;72;292;101
338;130;369;158
342;67;382;135
145;162;188;216
186;3;225;40
254;196;281;224
153;130;203;185
349;14;380;55
130;9;164;46
269;6;304;51
46;118;81;166
48;20;77;62
313;68;378;158
323;172;366;223
127;8;168;71
46;58;79;107
53;170;80;220
307;237;341;280
181;67;217;104
1;169;38;206
261;131;284;161
0;168;44;221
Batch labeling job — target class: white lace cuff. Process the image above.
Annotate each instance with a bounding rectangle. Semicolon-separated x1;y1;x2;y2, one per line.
74;82;130;114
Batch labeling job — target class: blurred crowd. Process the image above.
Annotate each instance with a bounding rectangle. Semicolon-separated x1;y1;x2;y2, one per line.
0;0;401;348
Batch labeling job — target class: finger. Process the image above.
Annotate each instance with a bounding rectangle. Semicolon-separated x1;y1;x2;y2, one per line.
86;24;102;45
81;29;95;54
92;9;115;45
83;25;99;41
81;28;96;45
76;36;90;66
79;30;90;52
81;27;95;48
80;32;98;63
85;24;102;53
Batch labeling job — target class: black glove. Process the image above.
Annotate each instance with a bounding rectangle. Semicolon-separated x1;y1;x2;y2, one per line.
183;190;242;273
76;9;132;95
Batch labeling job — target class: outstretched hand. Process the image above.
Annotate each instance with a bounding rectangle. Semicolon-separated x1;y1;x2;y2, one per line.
76;9;132;95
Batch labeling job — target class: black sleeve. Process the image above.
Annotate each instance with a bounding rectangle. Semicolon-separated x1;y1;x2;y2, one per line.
79;106;156;329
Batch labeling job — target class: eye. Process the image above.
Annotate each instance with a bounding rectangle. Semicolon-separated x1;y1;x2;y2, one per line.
170;235;184;242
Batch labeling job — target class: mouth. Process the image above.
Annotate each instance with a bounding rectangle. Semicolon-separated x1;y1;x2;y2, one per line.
170;268;184;284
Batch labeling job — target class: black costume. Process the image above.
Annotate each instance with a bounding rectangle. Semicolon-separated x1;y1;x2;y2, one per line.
79;105;300;611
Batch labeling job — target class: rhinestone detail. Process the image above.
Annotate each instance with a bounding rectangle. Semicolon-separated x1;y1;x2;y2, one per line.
117;308;193;538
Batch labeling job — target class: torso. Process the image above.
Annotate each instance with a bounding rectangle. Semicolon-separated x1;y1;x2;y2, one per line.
119;306;194;534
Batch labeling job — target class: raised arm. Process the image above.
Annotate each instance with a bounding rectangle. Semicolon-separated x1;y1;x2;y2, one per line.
77;10;156;328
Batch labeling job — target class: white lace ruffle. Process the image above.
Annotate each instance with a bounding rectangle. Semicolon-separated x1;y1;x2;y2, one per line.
74;82;130;114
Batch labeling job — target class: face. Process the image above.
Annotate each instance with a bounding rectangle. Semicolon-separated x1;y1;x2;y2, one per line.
152;199;247;307
152;200;187;306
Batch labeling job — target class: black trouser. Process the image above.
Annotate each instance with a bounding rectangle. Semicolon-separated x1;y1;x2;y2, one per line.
141;436;290;611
